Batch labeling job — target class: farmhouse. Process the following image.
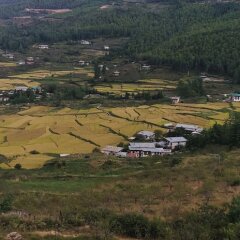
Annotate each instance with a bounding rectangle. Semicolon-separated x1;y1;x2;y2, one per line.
164;137;187;150
15;86;28;92
170;96;180;104
175;123;203;133
136;130;155;140
113;71;120;77
229;93;240;102
0;93;10;103
141;64;151;71
25;57;35;65
128;142;171;158
79;60;90;66
80;40;91;45
38;44;49;49
104;45;110;50
101;145;124;156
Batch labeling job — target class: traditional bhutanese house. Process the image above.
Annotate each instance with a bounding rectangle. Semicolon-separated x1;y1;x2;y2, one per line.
113;71;120;77
164;137;187;150
136;131;155;140
80;40;91;45
104;45;110;50
175;123;203;133
141;64;151;71
15;86;28;92
101;146;124;156
0;93;9;102
38;44;49;49
128;142;171;158
229;93;240;102
170;96;180;104
25;57;34;65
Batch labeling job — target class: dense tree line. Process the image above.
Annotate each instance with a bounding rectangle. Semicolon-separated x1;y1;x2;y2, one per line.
177;77;205;98
0;1;240;80
187;111;240;149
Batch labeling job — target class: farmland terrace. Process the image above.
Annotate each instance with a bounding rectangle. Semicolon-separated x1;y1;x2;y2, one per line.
0;102;238;169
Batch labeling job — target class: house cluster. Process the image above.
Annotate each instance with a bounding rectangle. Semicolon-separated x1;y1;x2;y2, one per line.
226;93;240;102
79;60;90;67
101;123;203;158
0;86;43;103
38;44;49;49
17;57;36;66
2;53;14;60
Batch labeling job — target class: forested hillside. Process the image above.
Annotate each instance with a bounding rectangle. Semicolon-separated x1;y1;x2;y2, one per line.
0;0;240;80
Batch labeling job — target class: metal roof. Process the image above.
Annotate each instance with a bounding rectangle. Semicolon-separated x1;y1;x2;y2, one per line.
129;142;156;148
230;93;240;97
165;137;187;143
129;146;170;153
137;131;155;137
101;146;123;153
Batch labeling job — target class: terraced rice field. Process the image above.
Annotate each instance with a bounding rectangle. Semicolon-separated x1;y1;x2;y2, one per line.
10;68;94;80
0;78;40;90
0;102;239;169
95;79;176;94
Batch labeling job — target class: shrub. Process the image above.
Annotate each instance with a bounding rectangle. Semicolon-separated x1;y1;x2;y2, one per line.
228;197;240;223
14;163;22;170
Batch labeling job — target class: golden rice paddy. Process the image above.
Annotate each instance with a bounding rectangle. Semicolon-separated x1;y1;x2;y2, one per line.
0;102;238;169
95;79;176;94
0;78;40;90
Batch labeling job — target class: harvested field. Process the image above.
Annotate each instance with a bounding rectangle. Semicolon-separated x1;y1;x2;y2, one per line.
0;78;40;90
0;102;238;169
95;79;176;94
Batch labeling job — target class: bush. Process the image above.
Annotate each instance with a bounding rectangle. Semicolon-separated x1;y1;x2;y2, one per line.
110;213;149;238
14;163;22;170
0;195;13;213
228;197;240;223
30;150;40;154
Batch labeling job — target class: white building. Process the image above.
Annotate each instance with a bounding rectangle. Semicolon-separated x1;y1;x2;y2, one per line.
113;71;120;77
170;96;180;104
17;60;25;65
80;40;91;45
141;64;151;71
38;44;49;49
128;142;171;157
229;93;240;102
164;137;187;150
104;45;110;50
15;86;28;92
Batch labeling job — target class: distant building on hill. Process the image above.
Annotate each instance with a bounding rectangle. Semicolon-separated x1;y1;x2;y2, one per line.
113;71;120;77
228;93;240;102
170;96;180;104
80;40;91;45
104;45;110;50
15;86;28;92
141;64;151;71
38;44;49;49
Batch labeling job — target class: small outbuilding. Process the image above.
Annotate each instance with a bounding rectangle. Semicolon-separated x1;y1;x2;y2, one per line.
164;137;187;150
